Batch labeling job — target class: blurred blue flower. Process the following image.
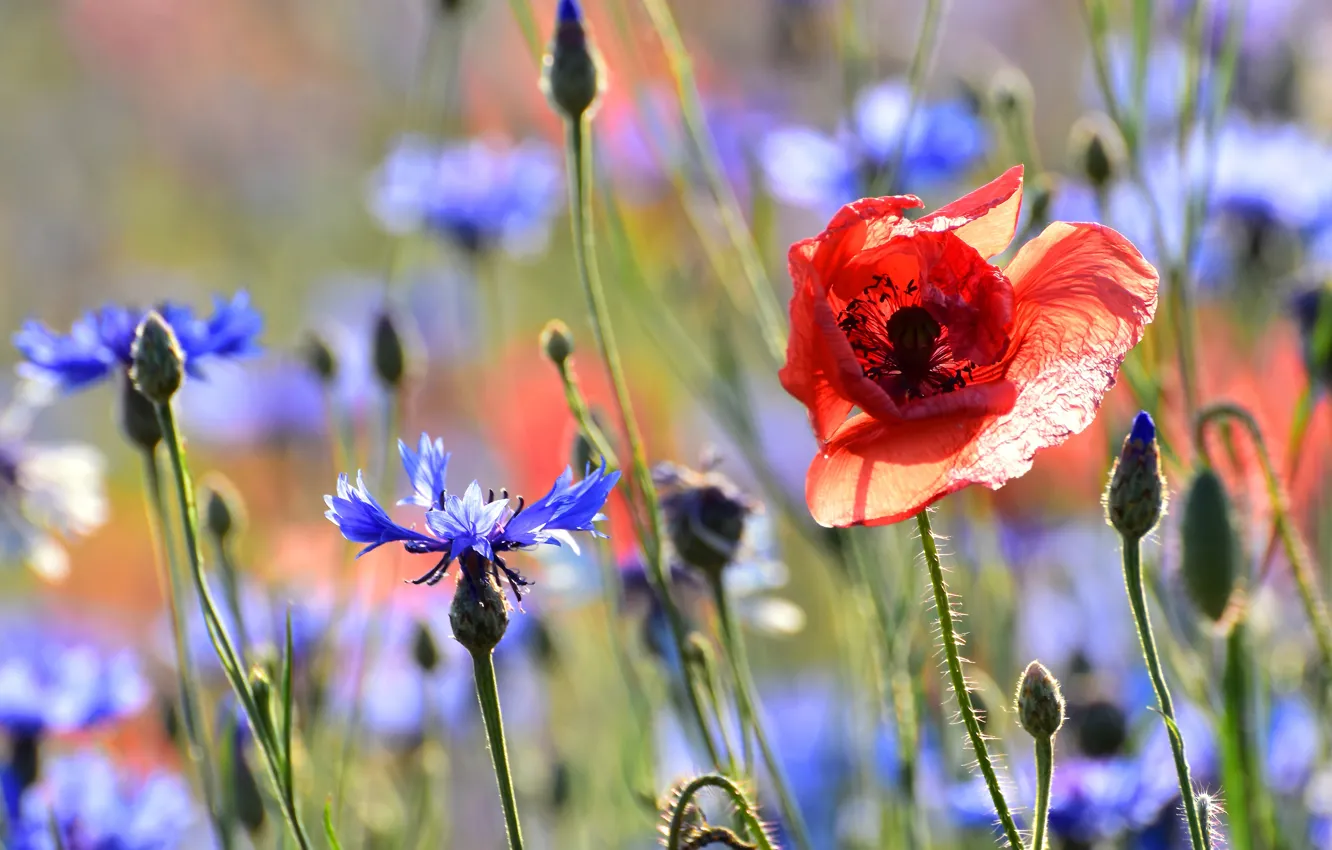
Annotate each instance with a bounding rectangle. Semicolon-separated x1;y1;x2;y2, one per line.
759;79;986;214
325;433;619;597
163;579;331;675
0;622;148;736
1088;38;1192;136
178;356;327;446
9;751;206;850
368;136;562;255
1266;692;1321;794
13;293;262;393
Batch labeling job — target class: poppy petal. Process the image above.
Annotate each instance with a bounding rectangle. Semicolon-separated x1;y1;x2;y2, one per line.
919;164;1024;260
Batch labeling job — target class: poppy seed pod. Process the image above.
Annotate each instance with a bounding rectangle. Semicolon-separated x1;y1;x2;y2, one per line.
541;0;603;121
301;332;337;385
1069;113;1126;190
1015;661;1065;739
118;372;162;451
540;319;574;367
1181;468;1241;625
130;312;184;404
655;461;755;577
1106;411;1166;540
451;569;512;655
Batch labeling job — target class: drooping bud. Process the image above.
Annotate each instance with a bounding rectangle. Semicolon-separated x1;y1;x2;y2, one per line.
202;474;246;545
1015;661;1066;739
372;310;407;388
1105;411;1166;540
1293;285;1332;389
1180;469;1241;626
411;619;441;673
654;461;756;577
117;371;162;451
130;311;184;404
988;66;1034;123
1068;113;1126;190
541;0;603;121
450;565;511;655
301;332;337;385
540;319;574;367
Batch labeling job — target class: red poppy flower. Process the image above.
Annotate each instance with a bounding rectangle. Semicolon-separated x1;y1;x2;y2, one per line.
780;165;1159;526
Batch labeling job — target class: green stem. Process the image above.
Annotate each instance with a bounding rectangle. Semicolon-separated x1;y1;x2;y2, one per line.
1120;537;1206;850
915;510;1023;850
878;0;944;193
471;650;525;850
215;540;249;668
140;452;230;850
1220;625;1257;850
154;402;313;850
708;574;813;850
564;115;722;768
1195;404;1332;675
1031;737;1053;850
665;774;773;850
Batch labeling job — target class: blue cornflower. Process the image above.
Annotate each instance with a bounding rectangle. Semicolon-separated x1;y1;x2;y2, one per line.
368;135;562;255
324;432;620;597
178;356;327;446
9;751;207;849
13;293;262;393
759;79;986;214
0;622;148;737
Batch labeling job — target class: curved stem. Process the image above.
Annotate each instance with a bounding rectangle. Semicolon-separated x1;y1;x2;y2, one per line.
1121;537;1206;850
564;115;721;767
471;650;525;850
665;774;773;850
1031;737;1053;850
915;510;1024;850
1195;403;1332;675
708;575;814;850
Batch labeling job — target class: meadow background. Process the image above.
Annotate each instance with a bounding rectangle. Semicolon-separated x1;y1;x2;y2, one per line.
2;0;1332;847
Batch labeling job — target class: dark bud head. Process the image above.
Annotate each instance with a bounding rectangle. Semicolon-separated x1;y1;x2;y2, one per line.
1181;469;1241;627
1015;660;1066;739
1076;699;1128;758
450;567;511;655
1293;285;1332;389
549;760;573;812
541;0;603;121
1105;411;1166;540
247;664;276;742
571;431;596;477
540;319;575;367
8;730;39;795
1069;112;1126;190
130;311;184;404
229;734;266;836
201;474;246;545
372;310;407;388
655;462;755;577
117;371;162;451
301;332;338;385
988;66;1033;121
411;619;441;673
436;0;465;14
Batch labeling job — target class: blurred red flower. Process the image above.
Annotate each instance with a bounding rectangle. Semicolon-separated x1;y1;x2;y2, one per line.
780;165;1160;526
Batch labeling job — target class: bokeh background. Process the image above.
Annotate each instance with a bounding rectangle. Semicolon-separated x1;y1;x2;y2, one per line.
2;0;1332;847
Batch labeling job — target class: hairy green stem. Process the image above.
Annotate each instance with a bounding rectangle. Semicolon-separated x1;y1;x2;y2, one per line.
708;575;813;850
1120;537;1206;850
1031;737;1053;850
915;510;1023;850
471;650;525;850
564;115;721;767
665;774;773;850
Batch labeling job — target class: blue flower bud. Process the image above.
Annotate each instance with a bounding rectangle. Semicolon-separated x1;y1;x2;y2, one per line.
301;332;337;384
1015;660;1065;739
1105;411;1166;540
450;566;511;655
117;372;162;451
541;0;603;120
540;319;574;366
130;311;184;404
203;475;246;544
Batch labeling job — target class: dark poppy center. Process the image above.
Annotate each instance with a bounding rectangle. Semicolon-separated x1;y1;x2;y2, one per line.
837;275;975;403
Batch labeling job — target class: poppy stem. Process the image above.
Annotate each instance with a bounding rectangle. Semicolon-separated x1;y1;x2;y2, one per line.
708;574;815;850
664;773;774;850
154;400;314;850
563;114;724;768
1119;534;1207;850
914;509;1025;850
1194;403;1332;681
470;648;525;850
1031;736;1053;850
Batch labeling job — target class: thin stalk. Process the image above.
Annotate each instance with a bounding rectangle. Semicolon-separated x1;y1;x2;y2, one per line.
155;402;313;850
471;650;525;850
665;774;774;850
140;452;230;850
1220;624;1256;850
215;539;250;668
1195;404;1332;674
1120;537;1206;850
564;115;721;767
915;510;1023;850
707;574;813;850
879;0;946;193
1031;737;1053;850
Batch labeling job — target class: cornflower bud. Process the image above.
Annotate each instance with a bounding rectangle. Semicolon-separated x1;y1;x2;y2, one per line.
202;474;246;545
412;619;441;673
541;0;603;121
655;461;756;577
1015;661;1066;739
988;66;1033;123
247;664;276;742
1105;411;1166;540
1069;113;1126;190
450;564;511;655
130;311;184;404
117;372;162;451
1181;469;1241;626
540;319;574;367
372;310;407;388
301;332;337;385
